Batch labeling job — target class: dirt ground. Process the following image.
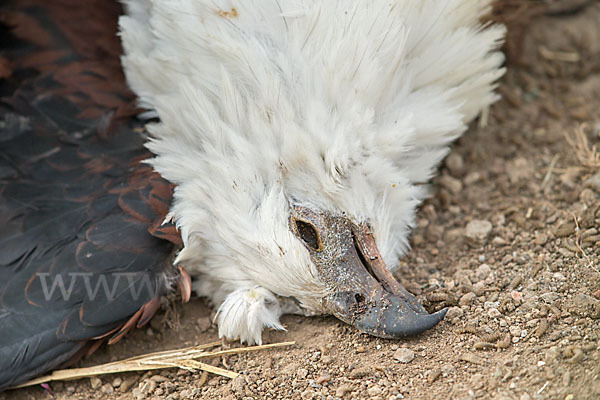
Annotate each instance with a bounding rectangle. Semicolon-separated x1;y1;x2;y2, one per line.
4;3;600;400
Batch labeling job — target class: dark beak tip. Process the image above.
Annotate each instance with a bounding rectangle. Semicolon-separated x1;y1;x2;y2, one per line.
436;307;449;319
425;307;449;330
390;306;448;337
353;304;449;339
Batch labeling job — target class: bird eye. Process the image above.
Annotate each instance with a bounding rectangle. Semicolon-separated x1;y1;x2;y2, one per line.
294;220;320;251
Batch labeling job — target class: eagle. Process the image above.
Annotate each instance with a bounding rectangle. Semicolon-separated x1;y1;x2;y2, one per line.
0;0;505;390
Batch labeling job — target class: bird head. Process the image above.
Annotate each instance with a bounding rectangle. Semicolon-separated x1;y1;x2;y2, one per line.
289;204;447;338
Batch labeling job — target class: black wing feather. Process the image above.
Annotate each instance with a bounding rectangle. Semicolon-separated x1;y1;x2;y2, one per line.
0;0;180;390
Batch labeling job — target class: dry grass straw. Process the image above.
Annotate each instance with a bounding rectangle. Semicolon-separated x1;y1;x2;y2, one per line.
564;123;600;170
14;340;295;389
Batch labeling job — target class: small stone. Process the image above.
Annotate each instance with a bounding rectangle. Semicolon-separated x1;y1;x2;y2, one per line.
507;157;532;184
445;153;465;176
231;375;246;393
426;368;442;384
492;236;508;246
297;368;309;379
484;301;499;310
540;292;559;303
444;228;464;244
520;300;536;312
101;383;114;395
426;224;445;242
446;306;464;321
367;385;383;397
465;220;493;246
534;232;548;246
316;374;331;385
553;272;567;281
196;317;212;332
355;345;366;353
301;389;316;400
569;293;600;319
393;348;415;363
131;388;144;400
440;175;463;194
138;380;156;397
336;384;353;397
90;377;102;390
208;377;220;386
510;291;522;303
476;264;492;281
464;171;481;185
509;326;521;337
487;308;502;318
165;382;177;394
459;292;476;306
472;282;486;296
120;376;139;392
112;377;123;388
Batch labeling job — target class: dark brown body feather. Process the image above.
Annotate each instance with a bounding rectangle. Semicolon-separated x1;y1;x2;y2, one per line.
0;0;184;390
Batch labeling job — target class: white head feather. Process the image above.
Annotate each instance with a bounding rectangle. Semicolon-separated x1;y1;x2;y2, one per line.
119;0;505;344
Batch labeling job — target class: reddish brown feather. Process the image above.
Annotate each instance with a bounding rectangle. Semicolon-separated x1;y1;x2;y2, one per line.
118;190;154;225
106;296;162;345
137;297;162;328
0;57;12;79
106;307;144;345
178;266;192;304
150;220;184;246
85;340;105;358
24;272;42;308
0;10;53;47
2;0;138;126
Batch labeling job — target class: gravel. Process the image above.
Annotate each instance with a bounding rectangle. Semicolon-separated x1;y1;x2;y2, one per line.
393;348;415;364
465;220;493;247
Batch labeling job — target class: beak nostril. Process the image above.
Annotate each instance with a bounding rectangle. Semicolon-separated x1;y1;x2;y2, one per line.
354;293;365;305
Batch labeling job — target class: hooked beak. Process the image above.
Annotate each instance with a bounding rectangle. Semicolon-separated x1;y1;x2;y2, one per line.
325;224;447;338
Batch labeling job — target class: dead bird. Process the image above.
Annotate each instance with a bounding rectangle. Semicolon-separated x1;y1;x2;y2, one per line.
0;0;504;390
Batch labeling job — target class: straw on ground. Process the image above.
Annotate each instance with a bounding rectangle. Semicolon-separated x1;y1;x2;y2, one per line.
14;341;295;389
